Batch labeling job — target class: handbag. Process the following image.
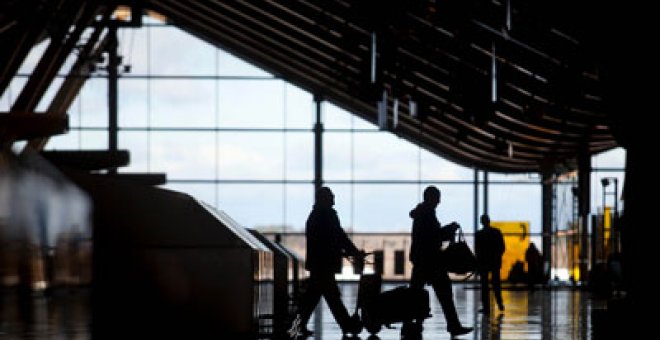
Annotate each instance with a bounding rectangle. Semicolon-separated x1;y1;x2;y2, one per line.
443;226;477;276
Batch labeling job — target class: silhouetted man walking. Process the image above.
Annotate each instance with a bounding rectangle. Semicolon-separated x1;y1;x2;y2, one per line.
407;186;472;337
476;214;505;313
290;187;362;338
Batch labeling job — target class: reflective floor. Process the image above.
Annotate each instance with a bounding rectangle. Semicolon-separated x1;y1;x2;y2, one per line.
306;283;607;340
0;288;90;339
0;284;606;339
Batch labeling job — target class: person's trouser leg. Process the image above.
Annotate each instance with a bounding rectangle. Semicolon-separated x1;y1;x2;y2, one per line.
319;272;352;330
480;270;490;311
492;270;503;310
298;273;323;327
410;266;425;291
430;270;461;331
410;267;427;321
403;266;428;336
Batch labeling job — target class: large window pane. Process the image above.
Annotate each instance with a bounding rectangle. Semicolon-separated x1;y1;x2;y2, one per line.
120;26;149;75
592;147;626;168
150;131;216;179
555;181;577;231
420;148;474;181
217;184;283;229
324;102;352;129
218;132;283;179
79;78;109;127
284;184;314;232
591;172;625;215
118;131;149;172
46;131;106;151
45;131;81;150
590;147;625;215
151;79;215;127
66;97;82;130
488;184;541;234
285;133;313;180
218;80;284;128
323;102;377;130
430;184;475;230
218;50;271;77
118;79;148;127
354;133;419;180
284;84;313;128
352;114;377;130
149;26;216;75
353;184;420;231
80;131;108;149
323;132;352;180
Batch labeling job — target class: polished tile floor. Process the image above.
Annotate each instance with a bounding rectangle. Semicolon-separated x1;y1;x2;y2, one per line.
0;284;606;339
305;283;606;340
0;289;90;339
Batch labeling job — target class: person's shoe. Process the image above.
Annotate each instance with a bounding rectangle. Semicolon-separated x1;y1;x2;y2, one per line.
341;314;363;336
287;314;313;338
449;325;473;337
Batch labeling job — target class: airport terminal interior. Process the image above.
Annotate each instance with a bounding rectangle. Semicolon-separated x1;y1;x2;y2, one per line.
0;1;649;339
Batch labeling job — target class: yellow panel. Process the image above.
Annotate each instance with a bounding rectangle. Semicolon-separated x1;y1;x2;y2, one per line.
572;243;580;281
604;207;611;246
490;221;530;280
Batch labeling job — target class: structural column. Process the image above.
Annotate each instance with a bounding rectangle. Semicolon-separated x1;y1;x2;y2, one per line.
541;171;553;282
483;171;489;216
313;95;323;192
107;23;119;174
577;149;591;282
473;169;479;239
312;93;324;339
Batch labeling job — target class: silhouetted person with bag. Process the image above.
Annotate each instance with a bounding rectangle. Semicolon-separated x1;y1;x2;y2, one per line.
475;214;505;313
407;186;472;337
289;187;363;338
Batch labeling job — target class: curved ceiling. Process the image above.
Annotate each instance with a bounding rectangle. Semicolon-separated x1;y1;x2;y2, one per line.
1;0;618;173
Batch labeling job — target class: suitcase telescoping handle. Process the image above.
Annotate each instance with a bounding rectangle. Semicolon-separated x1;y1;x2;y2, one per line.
348;250;373;275
446;222;464;244
454;224;466;243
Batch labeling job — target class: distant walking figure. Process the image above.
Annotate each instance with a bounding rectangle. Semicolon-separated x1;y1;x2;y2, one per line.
291;187;363;337
525;242;543;290
475;214;505;313
406;186;472;337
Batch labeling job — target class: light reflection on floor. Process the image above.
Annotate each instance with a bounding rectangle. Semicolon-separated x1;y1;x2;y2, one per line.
0;288;91;339
0;284;605;339
307;283;605;340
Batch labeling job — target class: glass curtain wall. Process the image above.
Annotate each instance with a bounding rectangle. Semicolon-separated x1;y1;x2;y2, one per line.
4;19;624;237
30;20;477;234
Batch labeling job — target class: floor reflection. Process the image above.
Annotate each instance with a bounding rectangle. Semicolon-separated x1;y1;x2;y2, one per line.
0;288;90;339
308;283;606;340
0;283;605;339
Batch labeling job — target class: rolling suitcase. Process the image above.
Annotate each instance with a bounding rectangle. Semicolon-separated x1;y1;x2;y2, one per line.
357;274;430;335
